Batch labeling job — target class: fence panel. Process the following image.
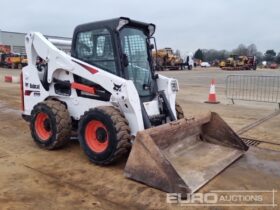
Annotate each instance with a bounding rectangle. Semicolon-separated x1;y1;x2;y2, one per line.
226;75;280;104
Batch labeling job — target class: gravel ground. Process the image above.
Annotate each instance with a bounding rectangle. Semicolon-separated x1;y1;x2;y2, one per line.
0;67;279;209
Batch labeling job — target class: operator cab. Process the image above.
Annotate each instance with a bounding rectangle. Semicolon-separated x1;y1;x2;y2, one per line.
71;17;157;102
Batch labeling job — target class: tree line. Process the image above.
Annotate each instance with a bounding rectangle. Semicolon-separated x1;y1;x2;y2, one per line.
193;44;280;64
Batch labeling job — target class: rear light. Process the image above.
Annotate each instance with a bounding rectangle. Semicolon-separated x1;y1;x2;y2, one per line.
24;90;33;96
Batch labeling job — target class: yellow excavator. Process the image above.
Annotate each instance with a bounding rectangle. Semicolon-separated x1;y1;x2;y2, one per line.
220;55;257;70
152;47;183;70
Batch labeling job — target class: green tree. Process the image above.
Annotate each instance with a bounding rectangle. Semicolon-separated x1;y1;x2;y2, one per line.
232;44;249;56
194;49;204;61
202;49;230;63
264;50;276;62
247;44;258;56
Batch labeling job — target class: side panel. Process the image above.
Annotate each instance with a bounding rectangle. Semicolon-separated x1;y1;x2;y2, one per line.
22;65;49;115
22;65;111;119
157;74;178;119
112;80;145;136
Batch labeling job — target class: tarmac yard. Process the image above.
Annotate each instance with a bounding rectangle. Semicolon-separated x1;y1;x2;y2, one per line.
0;67;280;210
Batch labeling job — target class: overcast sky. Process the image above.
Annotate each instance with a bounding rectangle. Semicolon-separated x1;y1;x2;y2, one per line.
0;0;279;55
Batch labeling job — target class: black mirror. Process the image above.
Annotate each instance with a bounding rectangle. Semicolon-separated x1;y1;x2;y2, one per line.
122;53;129;67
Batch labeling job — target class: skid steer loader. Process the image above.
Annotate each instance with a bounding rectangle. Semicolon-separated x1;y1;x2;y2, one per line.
21;17;248;194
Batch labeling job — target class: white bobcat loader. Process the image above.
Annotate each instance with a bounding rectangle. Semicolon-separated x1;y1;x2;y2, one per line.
21;17;248;194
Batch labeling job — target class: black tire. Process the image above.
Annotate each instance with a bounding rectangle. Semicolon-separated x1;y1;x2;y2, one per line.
188;65;193;70
78;106;131;165
175;102;184;119
30;100;72;150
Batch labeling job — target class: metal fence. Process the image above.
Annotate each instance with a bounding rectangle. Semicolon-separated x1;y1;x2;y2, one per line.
226;75;280;104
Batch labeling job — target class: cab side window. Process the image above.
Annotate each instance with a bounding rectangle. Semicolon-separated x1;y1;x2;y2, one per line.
75;29;117;75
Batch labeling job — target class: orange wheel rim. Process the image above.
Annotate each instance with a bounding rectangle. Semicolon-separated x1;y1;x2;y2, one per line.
35;112;52;141
85;120;109;153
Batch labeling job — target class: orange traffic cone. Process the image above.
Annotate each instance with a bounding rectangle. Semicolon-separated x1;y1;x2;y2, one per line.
205;79;220;104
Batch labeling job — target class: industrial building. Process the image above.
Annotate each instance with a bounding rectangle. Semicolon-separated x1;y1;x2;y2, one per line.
0;30;72;54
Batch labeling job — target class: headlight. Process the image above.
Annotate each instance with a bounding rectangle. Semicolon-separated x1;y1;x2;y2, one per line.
171;80;179;92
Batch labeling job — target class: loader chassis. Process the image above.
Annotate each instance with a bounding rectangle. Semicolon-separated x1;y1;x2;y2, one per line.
22;17;179;163
22;17;248;194
23;18;178;130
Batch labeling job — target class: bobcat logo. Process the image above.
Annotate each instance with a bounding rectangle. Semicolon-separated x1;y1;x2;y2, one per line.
113;83;122;92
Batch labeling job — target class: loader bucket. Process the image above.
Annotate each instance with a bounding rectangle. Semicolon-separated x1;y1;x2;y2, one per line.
124;112;248;194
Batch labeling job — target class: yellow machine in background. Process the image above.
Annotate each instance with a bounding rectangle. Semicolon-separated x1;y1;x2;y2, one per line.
20;55;28;68
152;47;183;70
8;54;21;69
219;60;226;68
0;53;28;69
0;53;21;69
220;55;257;70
